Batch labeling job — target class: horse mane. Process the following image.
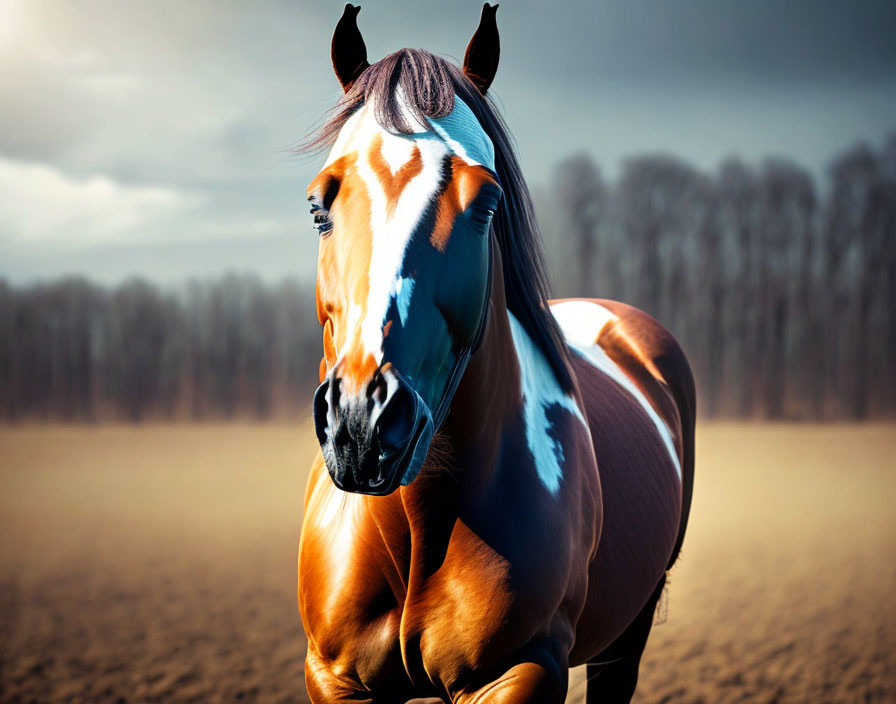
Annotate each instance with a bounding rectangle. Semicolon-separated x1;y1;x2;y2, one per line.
304;48;573;392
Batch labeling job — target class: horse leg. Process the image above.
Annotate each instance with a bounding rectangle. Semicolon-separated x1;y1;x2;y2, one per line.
584;573;666;704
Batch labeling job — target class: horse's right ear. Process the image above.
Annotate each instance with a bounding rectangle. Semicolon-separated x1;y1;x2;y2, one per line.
331;4;370;92
463;3;500;94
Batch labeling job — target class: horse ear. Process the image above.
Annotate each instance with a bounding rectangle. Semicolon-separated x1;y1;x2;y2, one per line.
331;4;370;92
463;3;500;94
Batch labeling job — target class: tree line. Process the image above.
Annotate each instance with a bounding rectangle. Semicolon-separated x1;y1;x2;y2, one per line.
0;275;320;421
1;135;893;421
538;134;895;419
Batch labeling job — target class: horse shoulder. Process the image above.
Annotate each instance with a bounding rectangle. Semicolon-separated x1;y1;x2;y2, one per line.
407;458;597;695
407;515;578;699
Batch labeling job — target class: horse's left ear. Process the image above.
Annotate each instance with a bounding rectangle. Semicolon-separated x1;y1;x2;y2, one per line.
331;4;370;92
463;3;500;94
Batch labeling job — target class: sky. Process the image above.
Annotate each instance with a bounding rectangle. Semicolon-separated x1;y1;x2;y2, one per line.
1;0;894;285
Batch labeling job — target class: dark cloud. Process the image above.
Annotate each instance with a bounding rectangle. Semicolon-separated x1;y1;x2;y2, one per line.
521;0;896;84
1;0;894;283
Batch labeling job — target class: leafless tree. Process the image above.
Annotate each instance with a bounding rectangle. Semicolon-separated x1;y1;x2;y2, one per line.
2;136;894;421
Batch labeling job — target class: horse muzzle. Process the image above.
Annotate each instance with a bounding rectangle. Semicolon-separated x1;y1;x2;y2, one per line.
313;367;434;496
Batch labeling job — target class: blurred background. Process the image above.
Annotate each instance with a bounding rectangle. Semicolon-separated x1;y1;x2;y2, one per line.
1;1;894;703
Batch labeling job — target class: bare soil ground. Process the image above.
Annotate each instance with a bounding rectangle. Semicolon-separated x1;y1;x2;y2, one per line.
1;423;894;703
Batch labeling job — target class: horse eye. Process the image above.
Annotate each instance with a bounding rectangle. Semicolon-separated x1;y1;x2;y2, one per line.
309;203;333;236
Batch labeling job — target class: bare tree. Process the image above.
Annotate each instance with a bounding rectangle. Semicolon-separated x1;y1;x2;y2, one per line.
823;144;894;418
554;154;606;296
714;159;759;416
755;159;816;418
3;135;895;422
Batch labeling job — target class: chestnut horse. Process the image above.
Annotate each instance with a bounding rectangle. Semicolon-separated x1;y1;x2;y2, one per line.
298;5;695;703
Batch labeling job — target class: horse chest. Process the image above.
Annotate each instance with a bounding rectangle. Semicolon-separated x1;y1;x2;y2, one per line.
302;492;568;687
301;435;600;697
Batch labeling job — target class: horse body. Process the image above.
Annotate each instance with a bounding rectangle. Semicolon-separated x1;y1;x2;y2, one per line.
554;299;693;671
301;258;598;702
298;6;695;702
300;279;693;703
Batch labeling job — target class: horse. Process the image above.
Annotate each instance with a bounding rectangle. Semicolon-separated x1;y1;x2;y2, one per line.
297;5;695;702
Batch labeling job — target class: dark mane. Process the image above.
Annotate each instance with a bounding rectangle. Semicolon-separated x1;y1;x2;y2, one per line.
304;48;572;392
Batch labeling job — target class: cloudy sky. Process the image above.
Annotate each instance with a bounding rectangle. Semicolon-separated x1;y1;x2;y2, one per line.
1;0;894;285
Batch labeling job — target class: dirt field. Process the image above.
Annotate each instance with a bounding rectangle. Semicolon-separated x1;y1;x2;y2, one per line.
1;423;894;703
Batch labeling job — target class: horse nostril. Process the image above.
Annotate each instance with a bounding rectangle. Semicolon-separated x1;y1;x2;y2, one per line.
375;381;415;453
313;375;347;448
312;378;331;446
329;376;343;421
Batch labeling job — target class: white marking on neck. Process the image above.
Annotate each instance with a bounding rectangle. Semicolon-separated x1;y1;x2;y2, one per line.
508;311;586;495
549;301;682;479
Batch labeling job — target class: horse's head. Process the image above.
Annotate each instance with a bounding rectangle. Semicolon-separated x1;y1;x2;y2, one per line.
310;4;503;495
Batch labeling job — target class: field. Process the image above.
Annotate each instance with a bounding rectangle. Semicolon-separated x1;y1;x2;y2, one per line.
1;423;894;703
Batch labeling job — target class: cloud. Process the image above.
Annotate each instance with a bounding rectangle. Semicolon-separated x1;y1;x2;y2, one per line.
1;0;894;284
0;157;201;246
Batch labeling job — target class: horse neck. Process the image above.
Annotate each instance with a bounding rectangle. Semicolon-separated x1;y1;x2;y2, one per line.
437;240;521;477
388;241;519;574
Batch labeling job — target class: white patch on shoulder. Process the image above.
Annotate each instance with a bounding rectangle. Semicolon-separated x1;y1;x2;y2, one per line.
508;311;586;495
550;302;682;480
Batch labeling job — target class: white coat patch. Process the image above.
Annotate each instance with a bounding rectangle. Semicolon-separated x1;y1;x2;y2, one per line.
508;312;586;494
549;300;617;346
549;301;682;480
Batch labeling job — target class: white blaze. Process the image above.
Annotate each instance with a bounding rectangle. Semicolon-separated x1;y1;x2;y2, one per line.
321;95;496;379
